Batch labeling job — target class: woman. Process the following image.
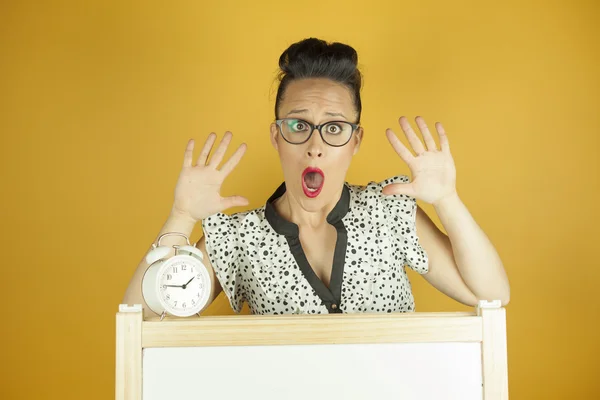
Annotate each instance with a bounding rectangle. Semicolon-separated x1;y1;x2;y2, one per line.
123;38;510;316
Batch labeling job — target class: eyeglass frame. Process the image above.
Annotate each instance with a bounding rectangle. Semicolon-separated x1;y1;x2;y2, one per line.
274;118;361;147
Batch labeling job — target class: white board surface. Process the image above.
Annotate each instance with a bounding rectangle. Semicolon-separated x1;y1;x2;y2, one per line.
143;342;482;400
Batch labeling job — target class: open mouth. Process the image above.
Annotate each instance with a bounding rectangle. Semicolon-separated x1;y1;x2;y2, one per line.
302;167;325;198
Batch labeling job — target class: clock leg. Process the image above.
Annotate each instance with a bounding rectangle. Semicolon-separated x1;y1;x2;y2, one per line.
160;311;167;321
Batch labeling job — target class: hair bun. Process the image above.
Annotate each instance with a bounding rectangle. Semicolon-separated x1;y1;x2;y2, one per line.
278;38;358;79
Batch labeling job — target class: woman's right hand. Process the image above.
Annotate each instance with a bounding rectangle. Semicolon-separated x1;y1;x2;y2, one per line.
171;132;249;222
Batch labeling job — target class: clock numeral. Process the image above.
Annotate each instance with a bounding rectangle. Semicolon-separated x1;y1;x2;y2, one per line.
196;274;201;279
182;265;187;271
196;292;200;298
182;302;187;309
161;285;167;290
166;274;172;281
192;299;196;305
166;294;170;300
173;267;178;273
174;301;177;307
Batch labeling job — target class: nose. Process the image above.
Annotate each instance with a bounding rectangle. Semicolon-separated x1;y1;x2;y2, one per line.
307;148;322;158
306;128;324;158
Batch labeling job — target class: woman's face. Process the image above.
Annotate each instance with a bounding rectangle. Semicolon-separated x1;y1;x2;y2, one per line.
270;78;363;212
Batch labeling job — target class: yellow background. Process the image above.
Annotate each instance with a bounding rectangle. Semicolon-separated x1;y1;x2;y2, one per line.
1;0;598;398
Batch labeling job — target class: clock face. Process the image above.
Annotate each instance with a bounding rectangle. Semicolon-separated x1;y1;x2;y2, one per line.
157;256;210;316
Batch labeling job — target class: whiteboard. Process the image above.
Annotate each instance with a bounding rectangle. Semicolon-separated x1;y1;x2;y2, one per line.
142;342;482;400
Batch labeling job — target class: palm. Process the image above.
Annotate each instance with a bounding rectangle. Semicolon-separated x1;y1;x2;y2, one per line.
172;132;248;222
382;116;457;205
174;168;223;220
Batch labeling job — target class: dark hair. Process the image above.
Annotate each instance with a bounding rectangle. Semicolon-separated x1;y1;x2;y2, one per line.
275;38;363;123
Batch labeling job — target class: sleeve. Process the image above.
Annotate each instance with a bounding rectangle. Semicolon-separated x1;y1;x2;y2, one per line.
379;175;429;274
201;212;246;313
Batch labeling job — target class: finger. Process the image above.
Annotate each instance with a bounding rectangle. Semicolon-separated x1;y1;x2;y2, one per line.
435;122;450;153
196;133;217;166
219;143;247;177
207;131;233;168
220;195;250;210
381;182;416;198
386;128;414;165
183;139;195;168
399;116;426;155
415;116;437;151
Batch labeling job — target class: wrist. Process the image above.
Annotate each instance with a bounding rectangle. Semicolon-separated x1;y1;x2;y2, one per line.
432;191;461;212
169;208;198;226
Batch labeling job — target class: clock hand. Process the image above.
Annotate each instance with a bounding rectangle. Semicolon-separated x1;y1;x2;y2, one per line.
182;276;195;288
164;284;183;288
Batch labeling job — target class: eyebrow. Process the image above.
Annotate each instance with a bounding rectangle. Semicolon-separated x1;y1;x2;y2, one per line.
286;109;348;119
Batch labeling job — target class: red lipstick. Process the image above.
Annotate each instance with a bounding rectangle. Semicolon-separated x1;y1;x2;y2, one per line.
301;167;325;198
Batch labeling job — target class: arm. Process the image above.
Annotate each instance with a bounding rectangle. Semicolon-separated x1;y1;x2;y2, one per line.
383;116;510;306
122;132;246;318
416;202;509;306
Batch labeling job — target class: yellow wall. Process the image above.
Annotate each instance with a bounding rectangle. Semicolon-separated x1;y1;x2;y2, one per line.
1;0;598;398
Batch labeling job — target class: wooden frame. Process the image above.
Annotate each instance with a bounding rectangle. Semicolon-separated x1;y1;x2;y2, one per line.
115;301;508;399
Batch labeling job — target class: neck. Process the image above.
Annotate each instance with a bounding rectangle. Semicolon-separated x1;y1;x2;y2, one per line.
273;186;343;230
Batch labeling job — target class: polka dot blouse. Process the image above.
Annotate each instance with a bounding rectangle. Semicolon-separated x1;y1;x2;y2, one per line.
200;175;429;315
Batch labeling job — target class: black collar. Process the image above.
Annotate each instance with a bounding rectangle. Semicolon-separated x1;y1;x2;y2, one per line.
265;182;351;236
264;181;351;313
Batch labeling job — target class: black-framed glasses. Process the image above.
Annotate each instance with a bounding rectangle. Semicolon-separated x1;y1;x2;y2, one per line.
275;118;360;147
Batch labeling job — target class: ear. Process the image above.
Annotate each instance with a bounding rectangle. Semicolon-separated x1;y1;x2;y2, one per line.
352;127;363;156
270;122;279;151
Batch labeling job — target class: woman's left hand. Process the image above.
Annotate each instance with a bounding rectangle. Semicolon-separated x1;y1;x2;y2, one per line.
382;116;457;206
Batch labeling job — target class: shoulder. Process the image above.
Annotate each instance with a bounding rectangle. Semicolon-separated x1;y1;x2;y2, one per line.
347;174;411;195
346;174;414;212
201;205;267;236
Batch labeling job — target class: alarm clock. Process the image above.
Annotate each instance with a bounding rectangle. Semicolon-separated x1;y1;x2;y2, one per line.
142;232;212;319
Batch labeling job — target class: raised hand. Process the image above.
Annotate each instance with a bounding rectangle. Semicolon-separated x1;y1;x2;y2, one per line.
171;132;249;222
382;116;457;206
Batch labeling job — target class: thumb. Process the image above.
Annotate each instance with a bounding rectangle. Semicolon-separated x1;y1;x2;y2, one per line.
220;195;250;210
382;183;416;197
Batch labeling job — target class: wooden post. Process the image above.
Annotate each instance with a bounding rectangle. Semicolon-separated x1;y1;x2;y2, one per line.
116;304;143;400
478;300;509;399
